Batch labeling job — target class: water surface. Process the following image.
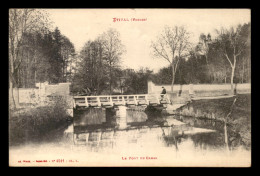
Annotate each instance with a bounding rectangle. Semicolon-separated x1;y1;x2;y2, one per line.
9;107;251;167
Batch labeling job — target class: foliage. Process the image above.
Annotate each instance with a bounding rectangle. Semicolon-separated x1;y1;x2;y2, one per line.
123;68;153;94
15;27;76;88
213;24;250;92
9;9;51;108
9;98;69;146
9;9;250;99
71;28;126;95
9;9;75;89
152;23;250;85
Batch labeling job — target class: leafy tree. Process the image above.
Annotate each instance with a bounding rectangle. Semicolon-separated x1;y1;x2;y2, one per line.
72;28;126;95
153;66;173;85
72;38;111;95
123;68;153;94
100;29;126;94
235;23;251;83
73;41;101;94
195;33;212;65
16;32;49;88
16;27;76;87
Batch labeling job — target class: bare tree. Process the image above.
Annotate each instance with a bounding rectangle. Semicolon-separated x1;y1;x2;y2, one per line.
216;25;248;94
9;9;50;109
151;26;191;92
100;29;126;94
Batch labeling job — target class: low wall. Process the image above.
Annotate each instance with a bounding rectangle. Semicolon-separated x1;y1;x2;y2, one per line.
16;88;41;104
9;82;72;108
148;81;251;96
45;83;71;96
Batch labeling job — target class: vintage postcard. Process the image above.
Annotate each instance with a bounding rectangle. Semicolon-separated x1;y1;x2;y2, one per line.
9;8;251;167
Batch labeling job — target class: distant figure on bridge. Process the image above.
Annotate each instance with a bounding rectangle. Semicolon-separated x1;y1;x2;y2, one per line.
161;87;166;99
93;88;97;95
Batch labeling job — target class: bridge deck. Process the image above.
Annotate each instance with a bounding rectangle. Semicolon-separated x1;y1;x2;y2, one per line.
73;94;171;108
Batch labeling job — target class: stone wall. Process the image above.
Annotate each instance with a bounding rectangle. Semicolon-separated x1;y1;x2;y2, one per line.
9;82;71;108
148;80;251;96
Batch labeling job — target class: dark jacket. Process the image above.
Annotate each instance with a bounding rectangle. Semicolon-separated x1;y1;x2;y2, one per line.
161;88;166;94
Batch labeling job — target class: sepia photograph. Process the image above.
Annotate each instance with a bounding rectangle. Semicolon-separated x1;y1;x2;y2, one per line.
8;8;251;167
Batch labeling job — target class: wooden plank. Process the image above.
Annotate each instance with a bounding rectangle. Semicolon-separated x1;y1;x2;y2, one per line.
73;94;170;107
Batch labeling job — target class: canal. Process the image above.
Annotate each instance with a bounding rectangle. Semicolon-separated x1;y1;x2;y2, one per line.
9;106;251;167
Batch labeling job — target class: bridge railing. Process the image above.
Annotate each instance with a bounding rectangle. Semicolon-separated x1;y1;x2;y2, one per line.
73;94;171;108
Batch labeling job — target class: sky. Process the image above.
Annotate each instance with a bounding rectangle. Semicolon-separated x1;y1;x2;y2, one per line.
46;9;250;73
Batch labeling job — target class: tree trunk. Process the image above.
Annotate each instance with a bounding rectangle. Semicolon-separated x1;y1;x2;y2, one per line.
34;69;36;86
34;53;37;86
171;64;175;92
205;55;211;82
224;119;229;153
9;80;16;110
247;57;250;82
242;58;245;84
9;53;16;109
97;46;102;95
109;64;112;95
230;66;235;94
27;50;29;88
230;55;236;94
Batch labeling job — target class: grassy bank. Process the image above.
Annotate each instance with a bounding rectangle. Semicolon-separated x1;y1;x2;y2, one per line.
176;94;251;149
9;99;70;146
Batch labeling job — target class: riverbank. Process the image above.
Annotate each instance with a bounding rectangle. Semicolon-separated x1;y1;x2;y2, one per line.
174;93;251;149
9;100;71;146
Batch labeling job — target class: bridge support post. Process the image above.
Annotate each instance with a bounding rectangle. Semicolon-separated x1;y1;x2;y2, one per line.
116;106;127;129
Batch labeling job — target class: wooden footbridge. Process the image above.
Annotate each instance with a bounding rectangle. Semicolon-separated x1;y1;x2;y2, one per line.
73;94;171;108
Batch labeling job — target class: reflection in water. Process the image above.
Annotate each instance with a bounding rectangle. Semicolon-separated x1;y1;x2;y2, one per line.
190;133;225;150
71;106;242;155
173;115;246;151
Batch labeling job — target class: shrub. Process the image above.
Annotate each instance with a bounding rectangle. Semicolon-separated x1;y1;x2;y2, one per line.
9;97;70;146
